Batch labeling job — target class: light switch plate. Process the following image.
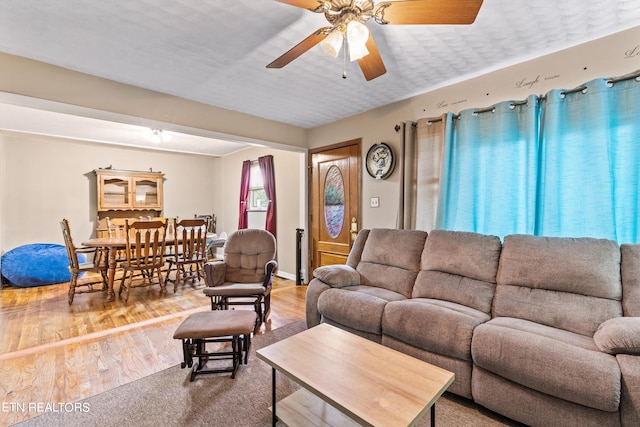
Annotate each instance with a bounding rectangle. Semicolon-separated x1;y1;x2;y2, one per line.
370;197;380;208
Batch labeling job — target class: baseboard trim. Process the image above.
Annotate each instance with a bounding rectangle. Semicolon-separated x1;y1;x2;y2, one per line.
276;271;296;281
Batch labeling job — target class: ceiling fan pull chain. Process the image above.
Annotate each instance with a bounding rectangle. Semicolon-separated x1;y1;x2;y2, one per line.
342;38;347;79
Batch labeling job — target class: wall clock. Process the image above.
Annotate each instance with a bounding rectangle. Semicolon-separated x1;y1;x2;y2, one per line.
366;143;395;180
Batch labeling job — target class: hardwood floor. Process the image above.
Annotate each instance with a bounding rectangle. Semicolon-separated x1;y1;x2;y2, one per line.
0;274;307;426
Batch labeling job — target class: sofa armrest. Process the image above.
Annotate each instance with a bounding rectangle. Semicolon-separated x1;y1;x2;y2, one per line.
594;317;640;355
204;261;226;287
306;279;331;328
312;264;361;288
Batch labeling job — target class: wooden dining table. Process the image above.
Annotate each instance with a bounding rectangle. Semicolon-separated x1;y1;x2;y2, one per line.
82;236;176;302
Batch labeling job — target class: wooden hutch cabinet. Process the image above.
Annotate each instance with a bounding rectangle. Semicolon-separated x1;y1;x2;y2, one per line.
94;169;165;236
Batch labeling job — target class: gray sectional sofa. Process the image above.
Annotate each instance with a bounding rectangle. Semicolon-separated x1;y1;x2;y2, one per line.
306;228;640;427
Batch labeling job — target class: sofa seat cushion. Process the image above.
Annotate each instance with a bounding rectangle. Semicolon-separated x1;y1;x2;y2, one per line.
317;286;406;334
383;299;490;361
472;317;621;412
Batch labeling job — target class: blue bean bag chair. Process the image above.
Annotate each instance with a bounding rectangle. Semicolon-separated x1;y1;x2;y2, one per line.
1;243;85;288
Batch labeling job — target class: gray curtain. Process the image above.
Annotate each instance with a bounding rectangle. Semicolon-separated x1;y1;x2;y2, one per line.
412;115;447;232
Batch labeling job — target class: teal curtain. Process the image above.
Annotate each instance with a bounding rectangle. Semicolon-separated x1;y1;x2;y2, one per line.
611;77;640;243
435;74;639;243
435;95;540;238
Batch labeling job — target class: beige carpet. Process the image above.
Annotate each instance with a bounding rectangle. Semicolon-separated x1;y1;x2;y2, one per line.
16;321;520;426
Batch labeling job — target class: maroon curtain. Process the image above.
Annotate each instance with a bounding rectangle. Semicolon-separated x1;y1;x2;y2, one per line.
238;160;251;229
259;155;277;238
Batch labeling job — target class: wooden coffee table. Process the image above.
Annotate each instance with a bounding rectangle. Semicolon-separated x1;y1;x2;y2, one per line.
256;323;455;426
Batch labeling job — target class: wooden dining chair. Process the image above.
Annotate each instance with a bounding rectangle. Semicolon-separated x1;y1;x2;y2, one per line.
194;214;225;260
166;218;208;292
119;219;168;302
60;218;109;304
194;213;216;234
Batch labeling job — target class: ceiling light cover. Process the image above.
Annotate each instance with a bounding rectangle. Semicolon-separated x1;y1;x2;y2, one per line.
321;30;344;58
347;21;369;45
347;21;370;61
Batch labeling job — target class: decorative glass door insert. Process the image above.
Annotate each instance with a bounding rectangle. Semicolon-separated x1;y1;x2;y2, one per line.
324;165;345;239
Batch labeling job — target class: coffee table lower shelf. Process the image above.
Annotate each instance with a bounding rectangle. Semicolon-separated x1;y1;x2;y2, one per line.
271;388;360;427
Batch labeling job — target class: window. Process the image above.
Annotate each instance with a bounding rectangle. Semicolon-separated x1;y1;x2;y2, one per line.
248;161;268;211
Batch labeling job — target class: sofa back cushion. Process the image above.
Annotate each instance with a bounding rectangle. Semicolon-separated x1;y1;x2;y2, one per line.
356;229;428;298
494;234;622;336
412;230;502;313
621;244;640;317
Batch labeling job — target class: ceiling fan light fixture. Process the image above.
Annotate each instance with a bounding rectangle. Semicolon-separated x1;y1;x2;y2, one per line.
320;30;343;58
346;21;369;45
349;40;369;61
346;21;370;61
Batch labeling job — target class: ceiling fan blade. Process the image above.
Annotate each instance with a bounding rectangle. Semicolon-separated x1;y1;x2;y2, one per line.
274;0;324;11
267;27;331;69
375;0;483;25
357;34;387;81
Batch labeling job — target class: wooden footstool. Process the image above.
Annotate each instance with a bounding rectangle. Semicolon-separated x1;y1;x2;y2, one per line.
173;310;258;380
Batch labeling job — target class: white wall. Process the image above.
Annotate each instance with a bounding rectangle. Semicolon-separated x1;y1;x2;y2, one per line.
1;131;216;250
308;27;640;231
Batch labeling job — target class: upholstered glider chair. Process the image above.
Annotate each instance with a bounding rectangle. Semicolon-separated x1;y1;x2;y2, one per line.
203;229;277;324
60;218;109;304
119;219;168;302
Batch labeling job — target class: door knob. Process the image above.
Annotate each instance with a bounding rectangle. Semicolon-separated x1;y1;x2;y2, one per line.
350;217;358;241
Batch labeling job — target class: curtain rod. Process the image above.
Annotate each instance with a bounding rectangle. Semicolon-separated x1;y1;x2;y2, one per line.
473;106;496;115
473;99;530;115
427;115;461;125
555;71;639;98
560;85;588;97
608;70;640;85
509;99;528;108
424;70;639;123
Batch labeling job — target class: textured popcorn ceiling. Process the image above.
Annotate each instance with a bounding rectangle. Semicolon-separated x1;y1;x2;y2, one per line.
1;0;639;151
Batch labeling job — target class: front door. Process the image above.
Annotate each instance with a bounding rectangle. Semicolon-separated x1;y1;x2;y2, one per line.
309;139;361;272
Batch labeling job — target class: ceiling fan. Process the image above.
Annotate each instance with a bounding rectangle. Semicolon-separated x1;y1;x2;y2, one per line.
267;0;484;81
